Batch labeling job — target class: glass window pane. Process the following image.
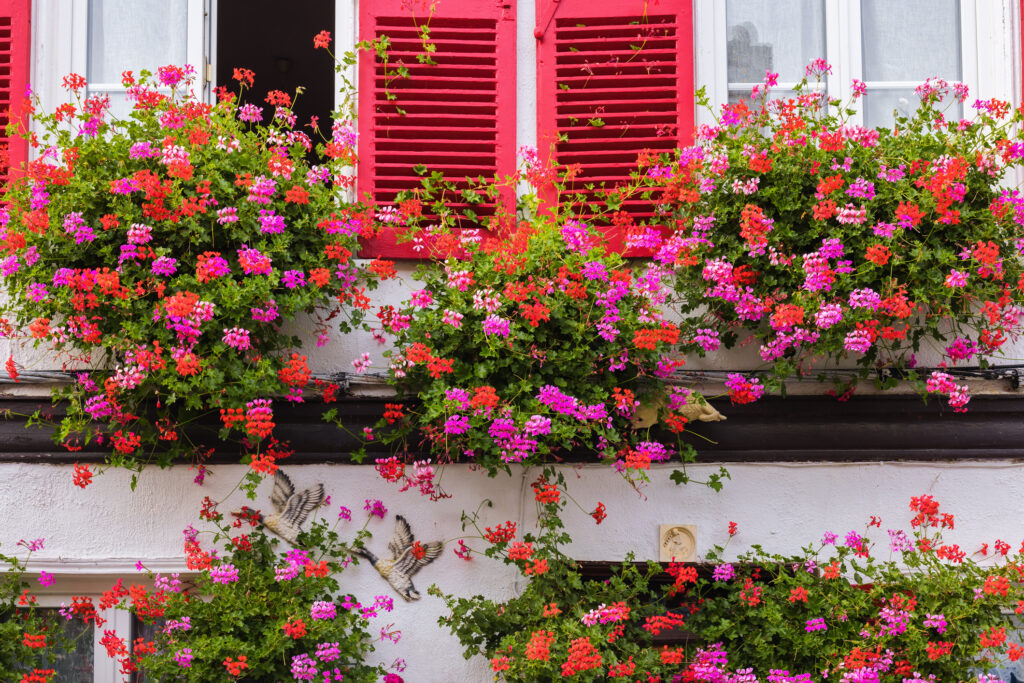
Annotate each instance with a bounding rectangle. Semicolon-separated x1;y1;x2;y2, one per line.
727;0;826;85
131;615;166;683
101;92;135;121
861;0;961;82
87;0;189;85
863;88;963;128
862;88;917;126
36;608;95;680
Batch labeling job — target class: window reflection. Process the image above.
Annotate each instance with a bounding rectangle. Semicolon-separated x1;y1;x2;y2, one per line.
727;0;826;86
36;608;94;681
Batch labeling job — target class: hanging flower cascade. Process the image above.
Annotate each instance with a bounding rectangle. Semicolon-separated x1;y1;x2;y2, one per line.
634;63;1024;410
0;64;377;469
440;491;1024;680
360;176;724;488
6;497;403;681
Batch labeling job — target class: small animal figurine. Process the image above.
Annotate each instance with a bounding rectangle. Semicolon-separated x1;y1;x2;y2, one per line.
354;515;442;601
256;470;325;545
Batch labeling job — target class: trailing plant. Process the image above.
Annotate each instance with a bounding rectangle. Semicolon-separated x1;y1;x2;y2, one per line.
633;62;1024;408
0;539;80;682
0;61;374;475
685;494;1024;680
432;468;680;681
83;495;404;681
437;490;1024;681
353;159;727;490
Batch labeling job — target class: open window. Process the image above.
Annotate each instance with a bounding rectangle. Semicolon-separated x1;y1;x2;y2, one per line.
72;0;340;133
214;0;336;135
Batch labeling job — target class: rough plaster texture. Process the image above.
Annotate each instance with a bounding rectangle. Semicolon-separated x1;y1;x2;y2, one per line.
4;461;1024;680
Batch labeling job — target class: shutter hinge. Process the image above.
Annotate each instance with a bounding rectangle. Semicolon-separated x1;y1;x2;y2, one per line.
498;0;514;21
204;60;213;87
534;0;562;40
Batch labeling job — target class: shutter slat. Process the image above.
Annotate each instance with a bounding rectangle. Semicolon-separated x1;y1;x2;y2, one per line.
375;114;502;126
552;49;677;63
379;78;499;91
375;141;498;152
374;127;497;140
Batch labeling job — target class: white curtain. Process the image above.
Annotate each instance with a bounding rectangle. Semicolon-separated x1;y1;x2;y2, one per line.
87;0;190;118
726;0;826;89
861;0;961;127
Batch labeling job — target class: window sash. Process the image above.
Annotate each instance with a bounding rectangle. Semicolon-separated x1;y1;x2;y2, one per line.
70;0;208;111
698;0;983;127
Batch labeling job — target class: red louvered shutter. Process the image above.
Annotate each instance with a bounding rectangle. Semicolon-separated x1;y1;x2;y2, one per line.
0;0;30;187
536;0;694;252
359;0;517;258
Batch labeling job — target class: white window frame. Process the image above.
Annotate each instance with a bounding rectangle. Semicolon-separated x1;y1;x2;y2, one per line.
36;1;1018;151
693;0;1016;128
72;0;209;107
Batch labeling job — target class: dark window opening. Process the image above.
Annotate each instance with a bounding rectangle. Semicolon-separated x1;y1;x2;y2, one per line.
577;560;704;646
217;0;336;139
131;614;165;683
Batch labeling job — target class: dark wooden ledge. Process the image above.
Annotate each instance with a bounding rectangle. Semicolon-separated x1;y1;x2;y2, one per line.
0;395;1022;464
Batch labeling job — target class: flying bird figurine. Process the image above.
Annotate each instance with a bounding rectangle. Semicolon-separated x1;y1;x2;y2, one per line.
354;515;442;601
253;470;325;545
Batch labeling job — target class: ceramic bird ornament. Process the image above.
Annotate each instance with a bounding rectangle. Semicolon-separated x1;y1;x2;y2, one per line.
354;515;442;601
253;470;325;545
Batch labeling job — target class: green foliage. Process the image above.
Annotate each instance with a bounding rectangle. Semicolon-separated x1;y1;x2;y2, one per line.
126;507;386;681
353;156;719;488
0;541;78;682
686;495;1023;678
437;491;1024;680
433;470;675;680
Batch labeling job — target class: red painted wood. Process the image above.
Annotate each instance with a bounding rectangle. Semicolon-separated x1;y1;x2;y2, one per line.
0;0;31;188
535;0;694;253
358;0;517;258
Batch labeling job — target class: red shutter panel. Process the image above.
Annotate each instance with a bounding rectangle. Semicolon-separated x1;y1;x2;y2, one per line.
0;0;30;187
359;0;517;258
536;0;694;252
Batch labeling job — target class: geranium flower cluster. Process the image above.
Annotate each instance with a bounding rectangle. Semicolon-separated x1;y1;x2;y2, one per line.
80;487;395;681
680;496;1024;680
0;64;374;471
0;538;95;677
444;491;1024;682
368;191;723;488
637;62;1024;409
